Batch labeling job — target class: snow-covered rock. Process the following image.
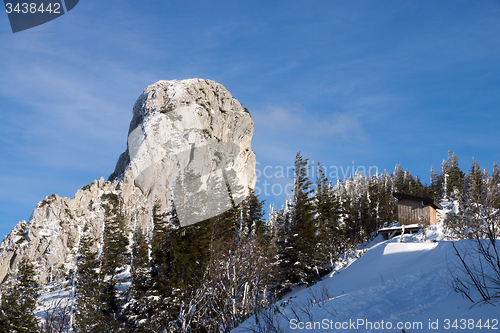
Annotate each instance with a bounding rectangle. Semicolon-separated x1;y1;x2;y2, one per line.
0;78;256;284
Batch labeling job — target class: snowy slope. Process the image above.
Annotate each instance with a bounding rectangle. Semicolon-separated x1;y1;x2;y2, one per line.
234;225;499;333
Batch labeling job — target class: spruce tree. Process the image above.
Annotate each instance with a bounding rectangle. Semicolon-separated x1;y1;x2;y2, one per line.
126;227;155;332
470;158;485;204
393;164;405;193
430;166;442;200
281;152;318;286
0;257;40;333
442;151;464;200
171;213;212;292
377;171;397;225
268;203;292;291
100;193;129;327
150;202;174;297
239;188;266;239
444;159;500;239
338;182;358;244
402;168;414;194
74;227;107;333
316;163;342;268
130;228;150;300
490;163;500;209
149;201;209;328
364;175;379;238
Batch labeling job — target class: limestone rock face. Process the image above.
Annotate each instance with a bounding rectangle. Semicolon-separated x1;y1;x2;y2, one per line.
0;79;256;284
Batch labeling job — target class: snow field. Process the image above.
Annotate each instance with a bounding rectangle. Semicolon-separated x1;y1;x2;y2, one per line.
233;224;499;333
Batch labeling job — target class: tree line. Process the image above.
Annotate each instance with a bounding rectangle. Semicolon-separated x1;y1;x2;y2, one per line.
1;151;499;331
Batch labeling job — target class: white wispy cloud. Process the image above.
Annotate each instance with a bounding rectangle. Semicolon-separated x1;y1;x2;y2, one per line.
254;105;368;141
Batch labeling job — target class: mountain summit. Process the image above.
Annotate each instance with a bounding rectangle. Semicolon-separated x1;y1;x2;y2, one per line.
0;79;256;283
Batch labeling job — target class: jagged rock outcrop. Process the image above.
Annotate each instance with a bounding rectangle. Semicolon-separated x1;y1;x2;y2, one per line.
0;79;256;284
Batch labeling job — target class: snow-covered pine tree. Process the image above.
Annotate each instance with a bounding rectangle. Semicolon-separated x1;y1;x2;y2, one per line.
340;171;367;244
363;174;379;238
402;168;414;194
100;193;130;329
445;158;500;239
74;226;107;333
376;170;397;226
280;152;318;286
170;217;212;293
430;166;443;200
448;160;500;305
393;164;405;193
239;188;266;240
150;202;176;296
315;163;344;268
267;200;291;293
490;163;500;210
0;257;40;333
125;227;153;331
469;158;485;205
442;151;464;200
130;228;150;301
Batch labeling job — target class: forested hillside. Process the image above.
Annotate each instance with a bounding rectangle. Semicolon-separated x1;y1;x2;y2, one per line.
1;151;499;332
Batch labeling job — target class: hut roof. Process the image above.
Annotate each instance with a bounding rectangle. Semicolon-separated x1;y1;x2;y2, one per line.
393;192;443;210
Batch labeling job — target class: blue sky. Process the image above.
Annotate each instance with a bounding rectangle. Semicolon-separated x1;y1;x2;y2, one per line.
1;0;499;237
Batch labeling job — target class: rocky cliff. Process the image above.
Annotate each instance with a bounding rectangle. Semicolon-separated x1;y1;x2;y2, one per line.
0;78;256;284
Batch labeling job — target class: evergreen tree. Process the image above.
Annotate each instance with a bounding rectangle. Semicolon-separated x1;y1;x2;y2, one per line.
470;158;485;205
430;166;443;200
364;175;380;237
442;151;464;200
340;171;368;244
445;159;500;240
73;227;107;333
0;257;40;333
337;180;357;244
490;163;500;209
377;171;397;225
171;214;212;291
148;201;215;329
130;228;150;300
126;227;154;332
268;201;292;291
316;163;344;268
210;203;239;259
239;188;266;239
393;164;405;193
280;152;318;286
402;168;414;194
100;193;130;328
150;202;174;296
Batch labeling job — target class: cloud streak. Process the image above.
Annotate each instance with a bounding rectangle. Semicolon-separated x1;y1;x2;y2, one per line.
255;106;368;141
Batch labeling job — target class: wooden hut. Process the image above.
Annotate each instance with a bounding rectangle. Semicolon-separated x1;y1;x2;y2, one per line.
393;192;442;226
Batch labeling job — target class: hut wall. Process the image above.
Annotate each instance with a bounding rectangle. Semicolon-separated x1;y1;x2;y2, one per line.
397;198;431;225
430;207;437;225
